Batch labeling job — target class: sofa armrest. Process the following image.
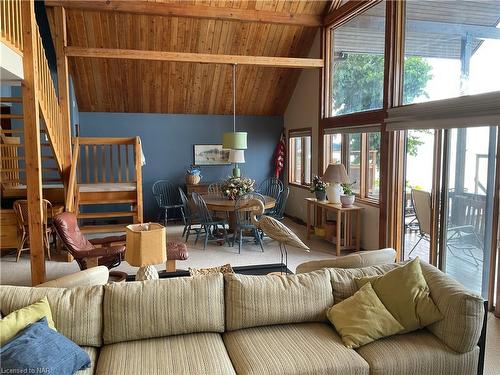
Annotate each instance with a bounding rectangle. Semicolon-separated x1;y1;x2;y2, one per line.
295;248;397;274
420;262;484;353
37;266;110;288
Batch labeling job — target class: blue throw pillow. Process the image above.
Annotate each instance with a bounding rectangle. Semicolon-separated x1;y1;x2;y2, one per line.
1;317;90;374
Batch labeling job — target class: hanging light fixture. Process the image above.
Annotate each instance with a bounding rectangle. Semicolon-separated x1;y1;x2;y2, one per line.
222;64;247;150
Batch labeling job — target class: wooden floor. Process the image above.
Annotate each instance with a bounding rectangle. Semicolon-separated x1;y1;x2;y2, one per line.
404;231;484;295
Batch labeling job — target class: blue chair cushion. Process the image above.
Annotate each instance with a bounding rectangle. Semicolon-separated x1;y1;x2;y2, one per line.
1;317;91;375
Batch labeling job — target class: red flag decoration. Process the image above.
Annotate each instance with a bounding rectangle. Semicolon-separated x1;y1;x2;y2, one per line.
274;130;286;178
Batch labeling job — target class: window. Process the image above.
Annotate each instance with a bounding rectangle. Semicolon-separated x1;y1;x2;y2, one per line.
403;1;500;105
323;133;342;168
323;130;381;202
329;2;386;116
289;129;312;187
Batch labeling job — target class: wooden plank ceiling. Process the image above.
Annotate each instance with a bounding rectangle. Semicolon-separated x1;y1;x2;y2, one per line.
52;1;328;115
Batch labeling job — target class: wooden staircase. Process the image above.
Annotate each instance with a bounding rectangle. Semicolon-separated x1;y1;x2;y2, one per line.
66;137;143;234
1;95;65;202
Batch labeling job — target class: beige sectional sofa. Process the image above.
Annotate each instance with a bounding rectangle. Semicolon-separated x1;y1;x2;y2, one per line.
0;256;484;375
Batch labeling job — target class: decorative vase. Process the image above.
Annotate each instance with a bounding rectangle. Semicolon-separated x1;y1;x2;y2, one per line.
340;194;355;208
315;191;327;201
185;174;201;185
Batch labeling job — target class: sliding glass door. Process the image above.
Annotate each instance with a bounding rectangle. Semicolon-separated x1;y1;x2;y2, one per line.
441;126;498;296
403;125;498;297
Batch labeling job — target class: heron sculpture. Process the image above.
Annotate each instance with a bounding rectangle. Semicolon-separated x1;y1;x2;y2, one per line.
248;198;309;274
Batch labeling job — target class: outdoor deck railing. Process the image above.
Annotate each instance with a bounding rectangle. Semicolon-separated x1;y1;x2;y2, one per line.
0;0;23;55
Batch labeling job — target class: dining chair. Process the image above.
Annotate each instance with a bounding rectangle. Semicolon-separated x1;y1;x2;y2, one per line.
208;182;224;197
191;192;230;250
269;186;289;221
152;180;184;226
13;199;53;262
257;177;283;200
233;192;265;253
178;187;203;242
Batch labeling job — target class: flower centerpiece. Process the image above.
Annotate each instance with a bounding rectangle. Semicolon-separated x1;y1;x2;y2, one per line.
221;176;255;200
310;175;329;201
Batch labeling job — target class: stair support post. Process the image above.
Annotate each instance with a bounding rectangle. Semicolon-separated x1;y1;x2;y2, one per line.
53;6;72;186
21;0;46;285
134;137;143;223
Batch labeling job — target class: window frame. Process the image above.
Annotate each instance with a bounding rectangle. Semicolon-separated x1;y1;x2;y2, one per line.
288;128;313;189
323;130;381;206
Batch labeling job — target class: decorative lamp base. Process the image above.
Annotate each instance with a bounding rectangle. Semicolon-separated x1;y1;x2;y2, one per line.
326;182;343;204
135;265;159;281
232;165;241;177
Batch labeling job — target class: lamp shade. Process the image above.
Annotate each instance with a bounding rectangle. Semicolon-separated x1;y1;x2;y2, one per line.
229;149;245;163
223;132;247;149
323;163;350;183
125;223;166;267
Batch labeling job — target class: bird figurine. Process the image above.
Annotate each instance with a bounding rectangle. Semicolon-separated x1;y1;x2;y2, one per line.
248;198;309;274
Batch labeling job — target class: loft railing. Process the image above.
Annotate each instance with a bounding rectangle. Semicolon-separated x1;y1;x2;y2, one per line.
0;0;23;55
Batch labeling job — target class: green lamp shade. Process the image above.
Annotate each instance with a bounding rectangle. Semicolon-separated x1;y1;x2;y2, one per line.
223;132;247;149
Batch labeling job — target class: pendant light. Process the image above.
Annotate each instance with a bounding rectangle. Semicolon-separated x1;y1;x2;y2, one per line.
222;64;247;150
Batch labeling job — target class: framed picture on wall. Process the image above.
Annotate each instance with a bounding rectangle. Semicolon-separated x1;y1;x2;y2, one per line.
193;144;231;166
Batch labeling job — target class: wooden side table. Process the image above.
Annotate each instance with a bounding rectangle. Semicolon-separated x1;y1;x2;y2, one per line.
305;198;362;256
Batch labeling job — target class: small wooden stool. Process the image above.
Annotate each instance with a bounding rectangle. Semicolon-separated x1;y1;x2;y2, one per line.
166;242;189;272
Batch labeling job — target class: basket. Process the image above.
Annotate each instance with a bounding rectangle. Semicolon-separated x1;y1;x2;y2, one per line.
185;174;201;185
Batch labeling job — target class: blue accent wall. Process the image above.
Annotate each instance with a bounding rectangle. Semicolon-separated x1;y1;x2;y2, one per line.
78;112;283;220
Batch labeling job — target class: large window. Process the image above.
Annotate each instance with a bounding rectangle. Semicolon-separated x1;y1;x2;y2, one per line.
403;1;500;105
323;130;381;202
289;129;312;187
329;2;386;116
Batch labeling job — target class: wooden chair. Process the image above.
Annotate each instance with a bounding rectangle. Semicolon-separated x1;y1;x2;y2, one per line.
13;199;53;262
191;192;229;250
233;192;265;254
178;187;203;242
207;182;224;197
269;186;289;221
152;180;184;226
257;177;283;200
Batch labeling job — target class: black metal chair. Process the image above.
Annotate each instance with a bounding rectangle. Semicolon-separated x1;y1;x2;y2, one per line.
257;177;283;200
269;186;289;221
233;192;265;253
152;180;184;226
191;192;230;250
178;187;203;242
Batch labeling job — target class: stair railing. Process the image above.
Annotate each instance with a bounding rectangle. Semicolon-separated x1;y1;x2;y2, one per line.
0;0;23;55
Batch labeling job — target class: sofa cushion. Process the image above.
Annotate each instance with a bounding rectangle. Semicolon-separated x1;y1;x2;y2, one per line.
95;333;236;375
420;262;484;353
355;258;443;334
356;329;479;375
0;285;103;347
326;283;404;349
296;248;397;274
224;270;333;331
103;274;224;344
329;262;405;303
223;322;369;375
76;347;98;375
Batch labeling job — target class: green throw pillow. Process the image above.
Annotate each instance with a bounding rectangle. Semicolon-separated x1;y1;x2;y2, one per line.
0;297;56;346
326;282;404;349
355;257;442;334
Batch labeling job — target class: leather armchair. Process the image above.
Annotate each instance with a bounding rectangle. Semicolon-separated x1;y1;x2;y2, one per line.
53;212;126;270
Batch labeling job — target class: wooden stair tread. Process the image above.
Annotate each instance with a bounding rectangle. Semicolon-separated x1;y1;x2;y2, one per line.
0;97;22;103
79;198;137;204
78;211;136;219
0;114;23;119
80;224;128;234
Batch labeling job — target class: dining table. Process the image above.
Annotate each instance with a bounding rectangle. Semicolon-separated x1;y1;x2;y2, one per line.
202;194;276;232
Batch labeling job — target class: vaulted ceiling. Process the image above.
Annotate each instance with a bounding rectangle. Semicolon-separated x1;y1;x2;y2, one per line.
47;1;329;115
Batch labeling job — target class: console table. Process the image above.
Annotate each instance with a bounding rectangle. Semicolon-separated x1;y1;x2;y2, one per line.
305;198;362;256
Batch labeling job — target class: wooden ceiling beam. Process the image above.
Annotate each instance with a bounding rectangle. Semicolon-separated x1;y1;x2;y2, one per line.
45;1;323;27
65;47;324;69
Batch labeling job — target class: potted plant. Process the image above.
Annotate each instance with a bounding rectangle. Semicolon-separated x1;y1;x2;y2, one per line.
310;175;329;201
340;182;356;207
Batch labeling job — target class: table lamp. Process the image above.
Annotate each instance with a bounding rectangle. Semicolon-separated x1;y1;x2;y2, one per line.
323;163;350;204
229;149;245;177
125;223;167;281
